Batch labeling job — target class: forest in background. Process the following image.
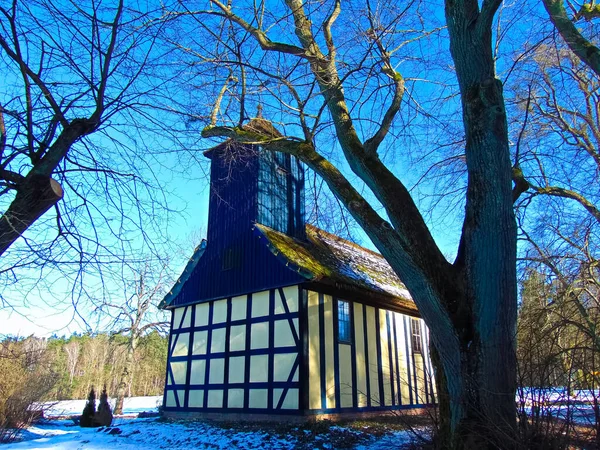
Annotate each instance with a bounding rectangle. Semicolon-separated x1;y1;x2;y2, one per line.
0;331;168;403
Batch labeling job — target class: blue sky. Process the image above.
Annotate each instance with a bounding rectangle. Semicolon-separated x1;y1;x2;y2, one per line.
0;0;538;337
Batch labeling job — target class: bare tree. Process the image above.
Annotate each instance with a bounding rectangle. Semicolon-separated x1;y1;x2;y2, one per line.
64;341;81;387
0;0;177;307
164;1;517;447
507;15;600;370
93;260;169;415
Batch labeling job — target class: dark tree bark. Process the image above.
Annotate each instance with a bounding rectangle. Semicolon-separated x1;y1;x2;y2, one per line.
0;175;63;256
542;0;600;78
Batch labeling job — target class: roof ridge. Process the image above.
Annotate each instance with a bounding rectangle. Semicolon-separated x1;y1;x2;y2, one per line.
305;224;385;259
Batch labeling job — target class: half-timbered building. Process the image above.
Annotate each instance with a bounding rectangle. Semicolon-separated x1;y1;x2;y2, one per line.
161;121;436;418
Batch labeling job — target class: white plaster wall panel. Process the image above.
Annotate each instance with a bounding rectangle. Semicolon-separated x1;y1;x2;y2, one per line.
274;293;285;315
231;295;247;321
176;390;185;407
395;312;410;405
273;388;283;408
188;390;204;407
211;328;226;353
190;360;206;385
212;299;227;324
170;361;187;385
251;290;270;318
229;356;245;383
166;390;177;407
207;390;223;408
307;290;321;410
250;322;269;349
228;389;244;408
273;388;298;409
195;303;209;327
171;333;190;357
273;353;296;382
274;320;295;348
172;308;183;331
209;358;225;384
282;286;298;312
281;388;298;409
229;325;246;352
250;354;268;382
353;303;368;407
387;312;398;405
249;389;268;408
275;287;299;314
339;344;353;408
323;295;336;409
173;307;190;330
192;331;208;355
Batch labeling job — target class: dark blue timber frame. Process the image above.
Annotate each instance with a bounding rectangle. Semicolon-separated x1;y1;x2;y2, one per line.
164;285;302;414
164;284;436;416
303;290;436;415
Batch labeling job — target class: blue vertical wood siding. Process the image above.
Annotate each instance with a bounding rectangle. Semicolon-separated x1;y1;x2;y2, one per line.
170;143;305;307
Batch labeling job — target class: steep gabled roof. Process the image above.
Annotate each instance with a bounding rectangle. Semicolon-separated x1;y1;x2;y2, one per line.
253;223;416;313
161;224;417;314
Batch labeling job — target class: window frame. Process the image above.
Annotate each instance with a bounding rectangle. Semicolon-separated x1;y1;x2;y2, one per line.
410;318;422;354
337;299;351;344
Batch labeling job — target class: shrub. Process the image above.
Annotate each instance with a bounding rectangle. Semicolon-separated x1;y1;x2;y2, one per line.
0;337;57;443
94;386;112;427
79;388;96;428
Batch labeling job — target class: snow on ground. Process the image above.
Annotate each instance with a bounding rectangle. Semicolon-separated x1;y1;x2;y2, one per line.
517;387;600;426
2;418;421;449
7;397;423;449
40;396;162;417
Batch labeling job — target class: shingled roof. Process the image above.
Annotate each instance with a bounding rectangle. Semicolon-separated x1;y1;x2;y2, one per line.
161;223;417;314
253;223;417;313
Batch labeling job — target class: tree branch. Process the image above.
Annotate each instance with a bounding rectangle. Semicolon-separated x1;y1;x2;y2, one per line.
208;0;307;57
542;0;600;78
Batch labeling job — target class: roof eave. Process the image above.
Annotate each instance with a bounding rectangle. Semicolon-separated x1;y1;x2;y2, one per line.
159;240;208;310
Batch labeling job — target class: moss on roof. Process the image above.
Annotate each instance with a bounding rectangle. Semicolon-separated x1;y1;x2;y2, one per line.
254;223;416;310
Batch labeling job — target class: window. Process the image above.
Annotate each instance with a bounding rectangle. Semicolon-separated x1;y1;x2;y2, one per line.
222;246;241;270
337;300;351;343
411;318;422;353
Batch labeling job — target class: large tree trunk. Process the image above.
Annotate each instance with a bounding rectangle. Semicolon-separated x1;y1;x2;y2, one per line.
113;337;137;415
0;175;63;256
425;1;518;447
431;320;517;449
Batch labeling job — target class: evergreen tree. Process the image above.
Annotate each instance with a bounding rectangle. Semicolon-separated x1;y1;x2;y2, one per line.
95;385;113;427
79;387;96;428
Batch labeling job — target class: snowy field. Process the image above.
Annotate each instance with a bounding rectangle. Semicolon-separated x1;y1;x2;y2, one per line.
38;396;163;418
518;388;600;426
5;396;423;449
